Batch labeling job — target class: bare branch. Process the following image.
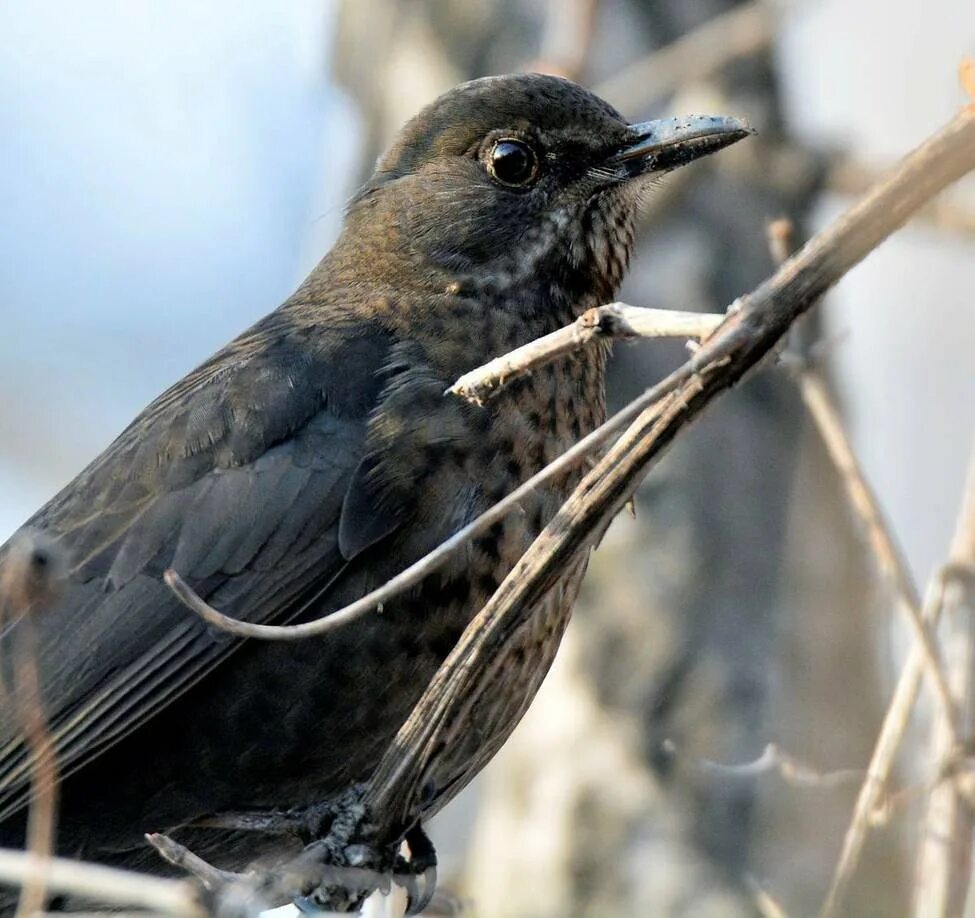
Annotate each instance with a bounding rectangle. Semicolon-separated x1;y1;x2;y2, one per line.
829;156;975;240
914;443;975;917
822;572;951;916
772;216;969;915
0;848;203;916
746;874;791;918
447;303;723;404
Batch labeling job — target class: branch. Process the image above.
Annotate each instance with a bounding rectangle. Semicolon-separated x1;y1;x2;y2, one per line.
447;303;723;404
798;370;959;735
770;213;970;914
829;156;975;240
913;443;975;917
747;874;790;918
0;848;203;917
822;572;952;917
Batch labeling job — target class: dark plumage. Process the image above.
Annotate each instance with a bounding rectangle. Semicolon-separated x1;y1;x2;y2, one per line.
0;74;748;908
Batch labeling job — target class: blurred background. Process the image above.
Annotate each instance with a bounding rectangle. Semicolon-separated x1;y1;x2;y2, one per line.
1;1;974;915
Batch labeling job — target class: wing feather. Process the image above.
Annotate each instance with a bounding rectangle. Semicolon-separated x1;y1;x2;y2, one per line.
0;311;400;821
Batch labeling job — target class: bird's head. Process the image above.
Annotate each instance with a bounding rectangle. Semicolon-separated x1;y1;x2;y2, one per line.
341;74;752;310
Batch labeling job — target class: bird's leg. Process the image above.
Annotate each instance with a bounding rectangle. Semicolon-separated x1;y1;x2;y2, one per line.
188;790;438;913
281;800;438;915
190;798;351;842
291;823;439;915
288;786;386;913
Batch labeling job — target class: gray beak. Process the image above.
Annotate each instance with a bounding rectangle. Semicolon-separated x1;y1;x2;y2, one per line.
611;115;754;173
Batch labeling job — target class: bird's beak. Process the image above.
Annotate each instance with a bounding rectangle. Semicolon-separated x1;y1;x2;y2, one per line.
611;115;754;174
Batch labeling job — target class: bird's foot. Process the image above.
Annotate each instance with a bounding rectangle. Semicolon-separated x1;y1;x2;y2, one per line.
291;818;437;915
176;788;438;913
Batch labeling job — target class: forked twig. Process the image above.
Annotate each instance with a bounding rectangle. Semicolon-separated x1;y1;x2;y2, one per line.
822;573;952;916
448;303;723;403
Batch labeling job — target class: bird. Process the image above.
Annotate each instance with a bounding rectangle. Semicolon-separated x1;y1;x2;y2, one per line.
0;74;749;912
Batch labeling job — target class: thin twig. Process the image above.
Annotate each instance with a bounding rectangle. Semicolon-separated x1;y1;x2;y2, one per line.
829;157;975;240
594;0;776;113
913;443;975;918
772;215;967;914
0;848;203;916
447;303;723;404
11;632;58;918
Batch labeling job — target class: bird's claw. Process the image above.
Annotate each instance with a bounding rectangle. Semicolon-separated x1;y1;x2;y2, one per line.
400;862;437;915
396;821;438;914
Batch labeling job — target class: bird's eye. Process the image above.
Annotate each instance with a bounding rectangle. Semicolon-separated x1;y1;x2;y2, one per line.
487;139;539;188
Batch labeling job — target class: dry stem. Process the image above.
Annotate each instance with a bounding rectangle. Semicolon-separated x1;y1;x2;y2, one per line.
913;444;975;917
822;574;951;916
447;303;723;404
773;216;959;737
799;371;959;736
0;848;203;916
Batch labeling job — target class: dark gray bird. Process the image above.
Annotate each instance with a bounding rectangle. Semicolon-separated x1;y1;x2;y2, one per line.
0;74;748;910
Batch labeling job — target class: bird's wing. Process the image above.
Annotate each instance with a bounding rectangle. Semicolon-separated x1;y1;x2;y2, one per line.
0;309;403;820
